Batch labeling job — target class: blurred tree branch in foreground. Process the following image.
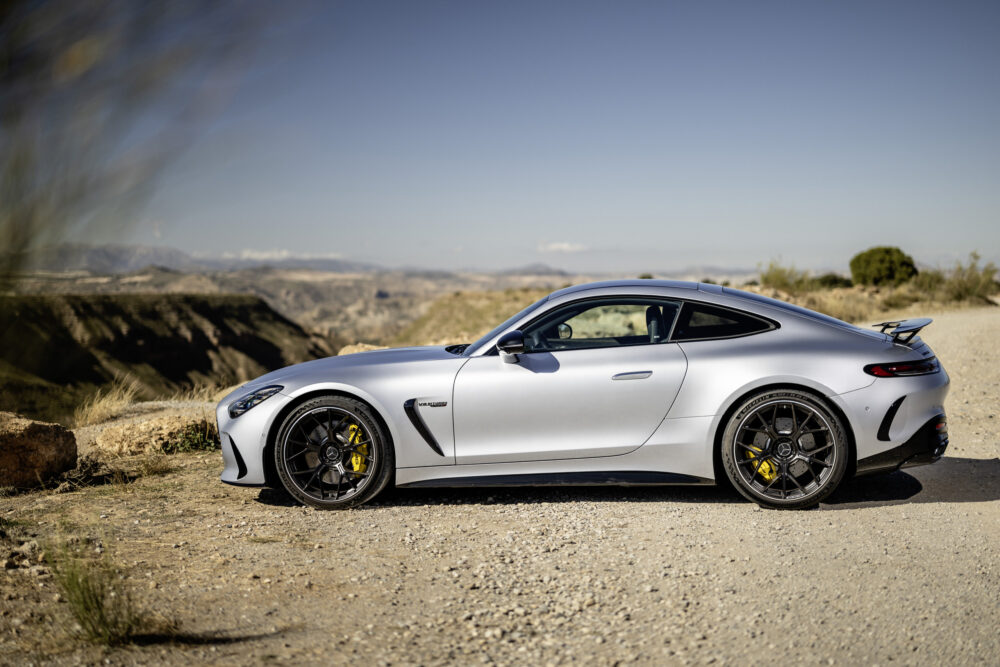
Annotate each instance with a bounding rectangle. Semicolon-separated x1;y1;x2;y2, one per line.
0;0;267;288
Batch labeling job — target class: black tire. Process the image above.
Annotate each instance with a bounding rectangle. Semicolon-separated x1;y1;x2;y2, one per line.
721;389;848;509
274;395;393;509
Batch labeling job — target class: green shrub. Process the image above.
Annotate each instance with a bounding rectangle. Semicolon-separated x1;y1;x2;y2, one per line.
942;252;998;303
849;246;917;286
813;272;853;289
161;421;219;454
759;261;811;294
910;269;945;296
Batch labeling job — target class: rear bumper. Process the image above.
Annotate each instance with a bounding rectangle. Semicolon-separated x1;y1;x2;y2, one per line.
856;413;949;476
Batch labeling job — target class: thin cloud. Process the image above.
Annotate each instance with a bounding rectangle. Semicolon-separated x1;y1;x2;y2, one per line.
216;249;343;261
537;241;587;254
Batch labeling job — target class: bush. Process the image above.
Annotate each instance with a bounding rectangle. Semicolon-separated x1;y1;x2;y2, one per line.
759;261;811;294
849;246;917;286
910;269;945;295
162;421;219;454
813;272;853;289
53;552;143;645
942;252;998;303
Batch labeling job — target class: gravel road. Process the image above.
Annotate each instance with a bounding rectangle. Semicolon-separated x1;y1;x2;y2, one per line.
2;307;998;665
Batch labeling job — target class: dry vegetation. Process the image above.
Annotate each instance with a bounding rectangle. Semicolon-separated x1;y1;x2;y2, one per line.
50;549;147;646
757;252;998;324
391;287;551;346
71;376;141;427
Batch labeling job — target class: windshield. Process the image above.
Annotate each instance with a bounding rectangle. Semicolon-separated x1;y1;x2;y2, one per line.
464;295;550;356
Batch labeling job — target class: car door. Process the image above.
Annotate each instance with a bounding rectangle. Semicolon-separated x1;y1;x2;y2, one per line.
452;297;688;464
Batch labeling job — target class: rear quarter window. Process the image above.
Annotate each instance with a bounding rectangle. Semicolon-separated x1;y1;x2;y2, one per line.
671;302;774;341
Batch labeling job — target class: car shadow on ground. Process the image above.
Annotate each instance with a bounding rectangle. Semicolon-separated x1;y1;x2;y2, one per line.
822;456;1000;509
253;456;1000;510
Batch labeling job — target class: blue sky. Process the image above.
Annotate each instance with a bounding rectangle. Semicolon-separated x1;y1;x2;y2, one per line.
128;1;999;273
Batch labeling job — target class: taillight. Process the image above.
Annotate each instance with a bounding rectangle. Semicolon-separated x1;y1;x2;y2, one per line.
864;357;939;377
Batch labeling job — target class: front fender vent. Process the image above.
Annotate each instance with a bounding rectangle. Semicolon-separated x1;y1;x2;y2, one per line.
403;399;445;457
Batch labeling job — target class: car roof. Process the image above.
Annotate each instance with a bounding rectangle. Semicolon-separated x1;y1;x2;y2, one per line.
547;279;711;300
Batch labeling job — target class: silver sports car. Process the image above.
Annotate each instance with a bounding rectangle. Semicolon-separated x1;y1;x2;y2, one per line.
217;280;949;509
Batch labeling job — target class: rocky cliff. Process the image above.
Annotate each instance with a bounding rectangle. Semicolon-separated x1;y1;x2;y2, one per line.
0;294;332;421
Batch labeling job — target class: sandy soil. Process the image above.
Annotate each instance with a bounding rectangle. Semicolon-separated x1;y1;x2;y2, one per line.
2;307;998;665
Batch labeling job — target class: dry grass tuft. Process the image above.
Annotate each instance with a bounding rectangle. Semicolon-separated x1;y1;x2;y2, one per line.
73;376;141;427
167;383;225;403
52;549;144;645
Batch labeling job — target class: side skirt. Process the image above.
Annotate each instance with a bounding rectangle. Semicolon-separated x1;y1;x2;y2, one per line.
397;470;713;489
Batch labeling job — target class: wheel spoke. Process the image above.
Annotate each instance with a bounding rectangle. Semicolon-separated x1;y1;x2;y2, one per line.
807;456;832;468
289;437;319;451
296;423;316;445
303;465;325;489
286;448;312;462
344;439;372;451
793;412;813;438
763;473;782;492
789;472;807;495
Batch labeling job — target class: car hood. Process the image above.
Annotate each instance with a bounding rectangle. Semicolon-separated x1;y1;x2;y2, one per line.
234;346;460;395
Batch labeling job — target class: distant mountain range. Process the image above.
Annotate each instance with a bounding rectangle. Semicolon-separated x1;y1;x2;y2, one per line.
7;242;764;281
6;243;381;274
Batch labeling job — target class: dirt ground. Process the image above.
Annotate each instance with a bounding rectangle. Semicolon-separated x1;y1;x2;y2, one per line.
2;307;998;665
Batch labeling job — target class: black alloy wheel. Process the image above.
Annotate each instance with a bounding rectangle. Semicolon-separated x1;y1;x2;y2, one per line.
721;389;848;509
274;396;393;509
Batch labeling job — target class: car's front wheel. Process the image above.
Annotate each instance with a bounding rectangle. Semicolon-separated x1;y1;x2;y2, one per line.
720;389;848;509
274;396;393;509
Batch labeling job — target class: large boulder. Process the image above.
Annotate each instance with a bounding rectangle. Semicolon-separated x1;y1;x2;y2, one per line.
0;412;77;488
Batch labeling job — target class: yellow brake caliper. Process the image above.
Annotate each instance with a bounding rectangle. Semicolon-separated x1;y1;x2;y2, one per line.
347;424;368;474
746;446;777;483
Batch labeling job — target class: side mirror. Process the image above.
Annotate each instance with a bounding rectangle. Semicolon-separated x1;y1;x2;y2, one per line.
496;330;525;362
557;322;572;339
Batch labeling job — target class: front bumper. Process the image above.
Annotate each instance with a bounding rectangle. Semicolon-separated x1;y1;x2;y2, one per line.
218;391;297;487
856;413;949;476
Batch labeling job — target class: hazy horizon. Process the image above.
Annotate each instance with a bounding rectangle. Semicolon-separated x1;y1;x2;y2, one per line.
75;2;999;273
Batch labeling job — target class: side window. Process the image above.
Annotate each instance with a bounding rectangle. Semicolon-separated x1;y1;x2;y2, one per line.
671;302;772;341
521;299;680;352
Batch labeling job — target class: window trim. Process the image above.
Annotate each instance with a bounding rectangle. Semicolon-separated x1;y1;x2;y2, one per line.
668;300;779;343
483;295;683;355
482;295;779;355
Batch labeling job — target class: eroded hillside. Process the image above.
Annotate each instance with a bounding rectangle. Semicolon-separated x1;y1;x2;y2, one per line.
0;294;332;421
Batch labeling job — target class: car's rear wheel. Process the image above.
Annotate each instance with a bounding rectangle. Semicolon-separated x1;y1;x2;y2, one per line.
274;396;393;509
721;389;848;509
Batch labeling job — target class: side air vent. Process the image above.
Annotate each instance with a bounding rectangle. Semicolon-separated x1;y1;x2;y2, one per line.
228;435;248;479
403;399;445;456
877;396;905;442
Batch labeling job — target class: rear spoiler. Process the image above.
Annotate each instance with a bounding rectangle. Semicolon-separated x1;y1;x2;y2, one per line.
872;318;932;344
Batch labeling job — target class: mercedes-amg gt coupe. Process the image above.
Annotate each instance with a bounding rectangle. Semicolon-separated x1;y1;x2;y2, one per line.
217;280;949;509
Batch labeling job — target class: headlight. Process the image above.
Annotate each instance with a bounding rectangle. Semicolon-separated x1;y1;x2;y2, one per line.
228;385;283;419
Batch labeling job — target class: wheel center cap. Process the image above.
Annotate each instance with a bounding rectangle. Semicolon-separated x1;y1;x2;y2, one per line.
775;441;793;459
321;445;340;464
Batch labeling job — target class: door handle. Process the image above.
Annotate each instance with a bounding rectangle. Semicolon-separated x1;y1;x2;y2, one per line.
612;371;652;381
